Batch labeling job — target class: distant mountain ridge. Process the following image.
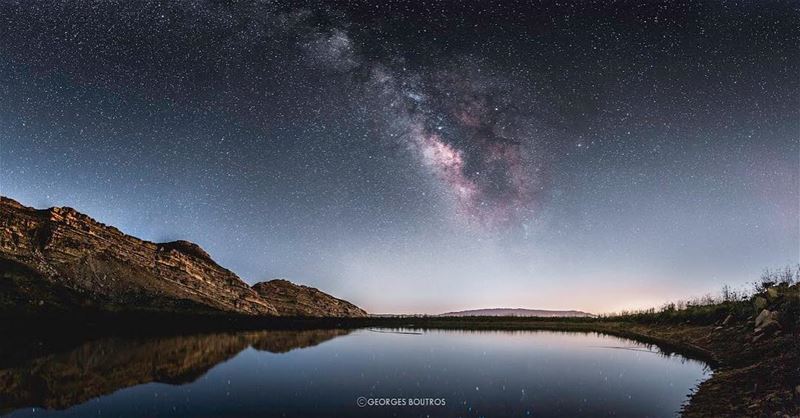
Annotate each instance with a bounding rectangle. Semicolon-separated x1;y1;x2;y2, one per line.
440;308;594;317
0;196;366;318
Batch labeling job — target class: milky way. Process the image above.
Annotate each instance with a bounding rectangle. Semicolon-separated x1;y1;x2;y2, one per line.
365;64;552;227
294;9;554;227
1;0;797;312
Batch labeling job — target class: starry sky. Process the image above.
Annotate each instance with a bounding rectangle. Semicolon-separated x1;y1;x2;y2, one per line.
1;0;798;314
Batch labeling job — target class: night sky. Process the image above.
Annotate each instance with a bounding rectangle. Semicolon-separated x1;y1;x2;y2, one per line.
1;0;797;314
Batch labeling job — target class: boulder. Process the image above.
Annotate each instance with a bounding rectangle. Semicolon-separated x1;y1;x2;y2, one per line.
722;314;733;326
766;287;779;300
756;319;781;335
753;309;782;339
753;296;767;311
754;309;777;329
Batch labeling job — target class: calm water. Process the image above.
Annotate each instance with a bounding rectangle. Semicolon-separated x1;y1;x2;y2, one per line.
1;328;710;417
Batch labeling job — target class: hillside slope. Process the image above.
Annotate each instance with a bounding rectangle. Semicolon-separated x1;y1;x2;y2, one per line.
0;196;366;318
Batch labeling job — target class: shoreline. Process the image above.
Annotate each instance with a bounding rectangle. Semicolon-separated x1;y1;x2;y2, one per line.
347;317;797;416
1;315;797;416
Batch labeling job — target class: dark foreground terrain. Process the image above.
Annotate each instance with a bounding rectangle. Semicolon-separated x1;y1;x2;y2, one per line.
2;282;797;418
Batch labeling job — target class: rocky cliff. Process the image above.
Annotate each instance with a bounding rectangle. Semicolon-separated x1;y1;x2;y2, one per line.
253;279;367;317
0;196;365;317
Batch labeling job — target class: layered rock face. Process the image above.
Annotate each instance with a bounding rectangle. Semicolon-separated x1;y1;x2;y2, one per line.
253;279;367;317
0;197;275;316
0;196;277;315
0;196;367;317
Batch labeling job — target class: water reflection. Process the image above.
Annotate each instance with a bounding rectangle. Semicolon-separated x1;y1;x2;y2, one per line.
1;329;710;417
0;329;350;413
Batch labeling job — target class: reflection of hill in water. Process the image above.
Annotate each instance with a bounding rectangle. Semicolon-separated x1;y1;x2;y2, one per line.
0;329;351;412
249;329;350;353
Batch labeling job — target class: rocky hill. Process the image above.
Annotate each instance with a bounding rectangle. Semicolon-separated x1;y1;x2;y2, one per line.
0;196;365;318
253;279;367;317
440;308;594;317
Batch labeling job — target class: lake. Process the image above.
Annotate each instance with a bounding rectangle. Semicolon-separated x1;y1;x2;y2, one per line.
1;328;710;417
